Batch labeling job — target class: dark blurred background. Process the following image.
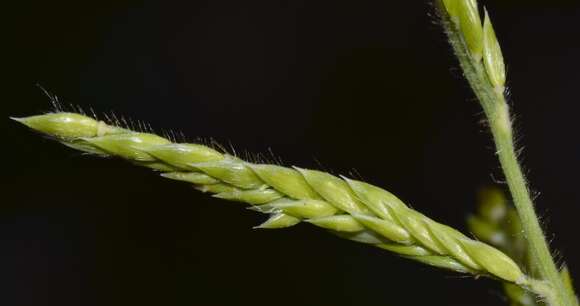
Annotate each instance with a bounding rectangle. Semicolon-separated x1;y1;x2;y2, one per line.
3;0;580;305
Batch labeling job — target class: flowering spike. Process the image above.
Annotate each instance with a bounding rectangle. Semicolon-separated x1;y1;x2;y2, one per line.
13;111;527;283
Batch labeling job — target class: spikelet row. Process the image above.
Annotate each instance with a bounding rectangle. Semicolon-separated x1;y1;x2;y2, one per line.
14;112;527;284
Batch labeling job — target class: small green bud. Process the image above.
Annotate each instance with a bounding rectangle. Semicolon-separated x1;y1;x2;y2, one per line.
306;215;364;232
83;133;171;161
214;188;283;205
460;239;524;282
255;213;300;229
161;172;220;185
483;9;506;89
351;213;412;244
12;113;122;138
250;164;321;200
192;159;264;189
295;168;368;214
146;143;223;170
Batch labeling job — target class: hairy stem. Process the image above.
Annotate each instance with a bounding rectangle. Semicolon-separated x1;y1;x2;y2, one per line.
438;3;577;306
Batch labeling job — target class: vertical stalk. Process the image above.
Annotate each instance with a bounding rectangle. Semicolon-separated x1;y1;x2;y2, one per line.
438;4;577;305
487;97;576;306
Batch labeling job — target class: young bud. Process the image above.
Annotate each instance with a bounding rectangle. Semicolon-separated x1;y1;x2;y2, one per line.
460;239;524;283
483;10;506;89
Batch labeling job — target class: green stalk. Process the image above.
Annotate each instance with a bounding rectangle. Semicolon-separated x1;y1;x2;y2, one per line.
438;2;576;305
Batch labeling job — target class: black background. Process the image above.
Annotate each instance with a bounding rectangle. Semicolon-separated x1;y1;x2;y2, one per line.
4;1;580;305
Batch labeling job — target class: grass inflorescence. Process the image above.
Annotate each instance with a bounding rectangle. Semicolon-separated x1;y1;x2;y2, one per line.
14;111;526;284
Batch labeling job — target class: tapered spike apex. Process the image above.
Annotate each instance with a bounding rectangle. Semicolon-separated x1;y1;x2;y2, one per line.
12;113;119;138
